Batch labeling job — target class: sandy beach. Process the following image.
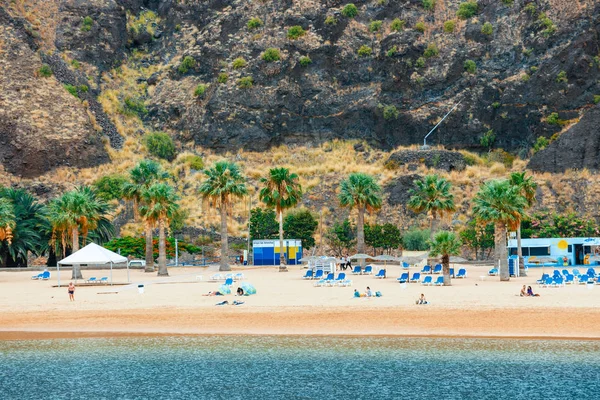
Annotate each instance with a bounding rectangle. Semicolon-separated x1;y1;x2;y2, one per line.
2;264;600;340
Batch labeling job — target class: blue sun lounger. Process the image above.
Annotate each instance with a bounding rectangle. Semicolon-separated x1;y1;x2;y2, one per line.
410;272;421;283
433;264;442;274
488;268;498;276
456;268;467;279
421;265;432;274
433;276;444;286
31;273;43;280
402;262;410;269
374;269;385;278
397;272;409;283
99;277;108;284
86;277;97;284
363;266;373;275
421;276;433;286
302;270;314;279
313;270;324;280
578;274;590;284
351;266;362;275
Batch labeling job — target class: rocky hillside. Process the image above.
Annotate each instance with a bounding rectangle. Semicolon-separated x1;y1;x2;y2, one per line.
1;0;599;179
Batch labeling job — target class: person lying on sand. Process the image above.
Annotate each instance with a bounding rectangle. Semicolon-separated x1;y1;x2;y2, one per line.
236;287;244;296
216;300;229;306
520;285;527;297
204;291;224;296
527;286;540;297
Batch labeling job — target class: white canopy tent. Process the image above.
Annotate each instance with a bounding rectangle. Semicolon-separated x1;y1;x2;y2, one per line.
57;242;128;287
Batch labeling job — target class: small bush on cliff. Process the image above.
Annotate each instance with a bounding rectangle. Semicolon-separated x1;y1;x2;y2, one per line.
464;59;476;73
341;4;358;18
415;22;426;33
594;95;600;104
357;45;372;57
502;0;514;5
386;46;398;57
237;76;253;89
38;64;52;77
481;22;493;35
262;48;281;62
422;0;436;11
299;56;312;67
479;129;496;150
64;84;79;98
123;96;147;116
556;71;568;83
178;56;196;74
369;20;383;32
415;57;426;68
390;18;405;31
443;20;455;33
456;2;478;19
81;16;93;32
423;43;439;58
194;83;208;97
247;17;263;30
546;112;560;125
181;154;204;170
382;105;399;120
532;136;549;153
287;26;306;39
145;132;176;161
325;16;338;26
217;73;228;83
537;13;556;37
71;59;81;69
232;57;247;69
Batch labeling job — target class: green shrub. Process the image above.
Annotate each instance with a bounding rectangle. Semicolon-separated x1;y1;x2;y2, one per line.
178;56;196;74
145;132;176;161
71;59;81;69
556;70;568;83
38;64;52;77
443;20;455;33
181;154;204;170
382;105;399;120
456;1;478;19
480;129;496;150
93;174;128;200
175;24;181;31
64;84;79;97
488;149;515;167
594;95;600;104
261;48;281;62
502;0;514;5
522;48;533;56
464;59;476;73
422;0;436;10
78;85;88;93
390;18;405;31
415;22;426;32
217;73;228;83
403;228;430;251
287;25;306;39
325;16;338;26
128;10;159;37
247;17;263;30
232;57;247;69
357;45;372;57
532;136;549;153
299;56;312;67
415;57;426;68
546;112;560;125
81;16;93;32
537;13;556;37
341;4;358;18
237;76;253;89
530;66;538;72
521;73;530;82
194;83;208;97
481;22;493;35
492;102;501;109
369;20;383;32
423;43;439;58
123;96;147;116
386;46;398;57
524;3;537;16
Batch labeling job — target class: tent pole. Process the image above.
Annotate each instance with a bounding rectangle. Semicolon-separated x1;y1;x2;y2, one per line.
57;263;61;288
110;261;113;286
127;261;130;283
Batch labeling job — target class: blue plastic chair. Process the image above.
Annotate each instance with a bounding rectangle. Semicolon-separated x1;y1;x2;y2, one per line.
86;277;97;284
302;270;313;279
374;269;385;278
40;271;50;280
456;268;467;278
363;266;373;275
421;276;433;286
561;269;569;277
536;274;549;285
586;268;596;278
324;273;334;281
578;274;590;284
31;273;43;280
552;276;564;287
402;262;410;269
572;269;581;277
488;268;498;276
335;273;346;282
564;274;574;284
410;272;421;283
314;270;324;279
553;269;561;277
421;265;432;274
397;273;409;283
433;264;442;274
434;276;444;286
99;277;108;283
351;266;362;275
224;278;234;286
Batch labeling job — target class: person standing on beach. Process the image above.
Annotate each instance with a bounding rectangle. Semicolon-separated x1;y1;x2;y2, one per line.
68;282;75;301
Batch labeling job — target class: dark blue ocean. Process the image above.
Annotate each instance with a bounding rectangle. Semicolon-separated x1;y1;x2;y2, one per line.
1;336;599;400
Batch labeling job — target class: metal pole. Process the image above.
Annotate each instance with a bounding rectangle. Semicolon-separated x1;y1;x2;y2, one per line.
57;262;61;288
110;261;113;286
127;260;130;283
423;100;463;148
175;238;178;266
247;196;251;264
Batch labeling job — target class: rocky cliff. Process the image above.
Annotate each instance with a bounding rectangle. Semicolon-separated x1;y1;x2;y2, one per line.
1;0;600;178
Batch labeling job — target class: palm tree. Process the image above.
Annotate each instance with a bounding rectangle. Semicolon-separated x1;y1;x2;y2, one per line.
508;172;537;277
259;168;302;271
408;174;456;240
428;230;461;286
139;183;180;276
472;179;527;281
122;160;169;272
199;161;248;271
48;187;113;279
0;198;16;266
338;173;382;265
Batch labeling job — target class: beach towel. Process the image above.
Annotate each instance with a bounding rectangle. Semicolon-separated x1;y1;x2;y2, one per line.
216;301;229;306
375;291;382;297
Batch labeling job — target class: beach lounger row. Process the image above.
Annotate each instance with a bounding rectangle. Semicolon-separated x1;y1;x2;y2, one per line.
211;273;245;282
31;271;50;280
86;277;108;284
350;266;373;275
313;272;352;287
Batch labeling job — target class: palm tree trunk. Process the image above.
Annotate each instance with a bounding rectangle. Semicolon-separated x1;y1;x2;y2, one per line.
442;254;451;286
278;209;287;272
157;218;168;276
219;203;230;271
429;215;437;241
144;221;155;272
71;226;83;280
357;206;365;267
517;223;526;276
495;222;509;281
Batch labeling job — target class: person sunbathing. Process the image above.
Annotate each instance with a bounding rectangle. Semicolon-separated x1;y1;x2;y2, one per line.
203;291;224;296
416;293;428;304
527;286;540;297
520;285;527;297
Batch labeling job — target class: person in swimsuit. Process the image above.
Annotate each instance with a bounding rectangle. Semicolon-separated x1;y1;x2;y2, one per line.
527;286;540;297
68;282;75;301
520;285;527;297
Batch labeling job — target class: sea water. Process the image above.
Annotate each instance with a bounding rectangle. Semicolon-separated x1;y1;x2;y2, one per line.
1;336;599;400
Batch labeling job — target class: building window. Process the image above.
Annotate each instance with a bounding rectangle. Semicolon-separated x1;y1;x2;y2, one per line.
568;245;572;253
509;248;518;256
529;247;550;256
